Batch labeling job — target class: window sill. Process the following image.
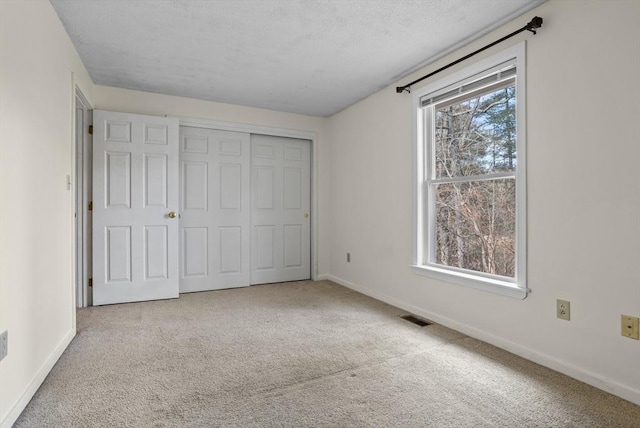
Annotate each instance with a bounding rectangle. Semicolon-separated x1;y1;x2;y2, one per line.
411;264;528;299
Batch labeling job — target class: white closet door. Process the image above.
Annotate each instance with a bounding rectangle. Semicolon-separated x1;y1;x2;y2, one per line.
92;110;179;305
251;135;311;285
179;127;251;292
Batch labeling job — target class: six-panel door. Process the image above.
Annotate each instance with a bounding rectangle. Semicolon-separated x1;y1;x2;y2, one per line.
92;110;179;305
179;127;251;292
251;135;311;285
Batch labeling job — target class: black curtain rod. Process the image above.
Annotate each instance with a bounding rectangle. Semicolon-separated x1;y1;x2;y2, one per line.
396;16;543;94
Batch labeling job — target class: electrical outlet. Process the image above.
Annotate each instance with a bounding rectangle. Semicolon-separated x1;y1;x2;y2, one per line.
621;315;639;340
557;299;570;321
0;330;7;361
346;252;351;263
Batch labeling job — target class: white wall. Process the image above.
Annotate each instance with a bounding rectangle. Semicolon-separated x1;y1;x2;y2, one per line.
93;86;331;278
0;1;94;426
325;0;640;404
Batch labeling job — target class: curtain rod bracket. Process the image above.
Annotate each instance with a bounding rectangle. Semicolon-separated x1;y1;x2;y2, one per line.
396;16;543;95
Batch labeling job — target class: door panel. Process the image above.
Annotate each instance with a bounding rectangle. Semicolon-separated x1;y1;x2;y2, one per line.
183;161;208;210
93;110;179;305
144;154;168;207
255;167;274;209
179;127;251;292
105;152;131;207
220;164;241;209
105;226;131;282
283;168;302;209
283;225;302;268
144;226;168;279
255;225;275;270
182;227;208;277
219;226;242;273
251;135;311;284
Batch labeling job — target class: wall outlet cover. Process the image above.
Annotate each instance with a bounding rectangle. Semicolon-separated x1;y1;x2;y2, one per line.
621;315;639;340
557;299;570;321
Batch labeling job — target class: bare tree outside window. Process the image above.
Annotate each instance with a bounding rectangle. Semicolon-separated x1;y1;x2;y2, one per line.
431;84;516;277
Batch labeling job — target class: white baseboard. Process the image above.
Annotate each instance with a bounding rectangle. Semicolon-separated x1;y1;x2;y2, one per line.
1;328;76;428
322;274;640;405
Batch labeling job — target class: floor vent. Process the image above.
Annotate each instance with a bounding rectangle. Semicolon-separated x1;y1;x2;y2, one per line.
401;315;432;327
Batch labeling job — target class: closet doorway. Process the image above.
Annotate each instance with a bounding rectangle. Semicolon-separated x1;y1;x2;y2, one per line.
179;126;311;293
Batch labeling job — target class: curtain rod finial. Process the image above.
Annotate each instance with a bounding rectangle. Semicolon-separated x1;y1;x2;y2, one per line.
526;16;543;34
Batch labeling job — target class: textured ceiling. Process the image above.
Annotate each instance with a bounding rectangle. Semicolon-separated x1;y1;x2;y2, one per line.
50;0;544;117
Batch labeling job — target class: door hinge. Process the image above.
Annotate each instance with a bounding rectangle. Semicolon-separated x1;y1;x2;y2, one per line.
88;125;93;135
88;201;93;211
88;278;93;287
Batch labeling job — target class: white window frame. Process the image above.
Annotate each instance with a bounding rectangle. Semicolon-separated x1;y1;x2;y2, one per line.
411;42;528;299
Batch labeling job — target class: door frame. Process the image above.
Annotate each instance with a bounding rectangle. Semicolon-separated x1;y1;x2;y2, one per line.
173;116;319;281
74;86;93;307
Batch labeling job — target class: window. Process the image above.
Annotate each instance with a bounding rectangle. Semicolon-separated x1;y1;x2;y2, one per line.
412;43;527;299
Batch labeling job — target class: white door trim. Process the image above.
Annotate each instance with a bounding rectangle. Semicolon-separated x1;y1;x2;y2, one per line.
170;116;319;281
74;86;93;308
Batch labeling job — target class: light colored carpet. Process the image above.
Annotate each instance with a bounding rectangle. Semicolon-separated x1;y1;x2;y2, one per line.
15;280;640;427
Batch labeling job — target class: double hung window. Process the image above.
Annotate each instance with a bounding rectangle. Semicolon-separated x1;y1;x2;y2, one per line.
412;43;527;298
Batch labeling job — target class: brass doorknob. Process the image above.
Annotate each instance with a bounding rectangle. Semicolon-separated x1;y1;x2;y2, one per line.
168;211;177;218
304;213;309;218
